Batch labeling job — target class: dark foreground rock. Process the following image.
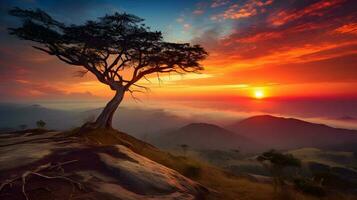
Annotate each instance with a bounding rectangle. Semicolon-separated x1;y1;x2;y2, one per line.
0;131;207;200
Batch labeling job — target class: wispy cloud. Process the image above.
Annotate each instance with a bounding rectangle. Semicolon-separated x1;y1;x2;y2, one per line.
335;23;357;35
211;0;230;8
211;0;273;20
269;0;346;26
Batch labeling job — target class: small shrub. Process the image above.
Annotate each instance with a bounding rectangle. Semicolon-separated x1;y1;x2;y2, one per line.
257;149;301;168
183;165;201;178
313;172;354;189
36;120;46;129
294;178;326;197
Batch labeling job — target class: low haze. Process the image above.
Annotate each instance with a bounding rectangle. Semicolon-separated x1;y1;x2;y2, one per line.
1;1;357;200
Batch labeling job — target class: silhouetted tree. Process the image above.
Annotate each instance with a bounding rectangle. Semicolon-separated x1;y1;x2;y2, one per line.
9;8;207;130
19;124;27;130
257;149;301;192
36;120;46;129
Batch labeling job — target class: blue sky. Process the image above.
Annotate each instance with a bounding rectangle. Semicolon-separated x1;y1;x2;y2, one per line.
0;0;204;42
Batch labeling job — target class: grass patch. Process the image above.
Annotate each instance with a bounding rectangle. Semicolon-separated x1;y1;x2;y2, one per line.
64;128;356;200
294;178;326;197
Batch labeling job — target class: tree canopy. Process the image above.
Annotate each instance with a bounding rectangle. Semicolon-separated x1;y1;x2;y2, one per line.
9;7;207;92
257;149;301;168
9;8;208;129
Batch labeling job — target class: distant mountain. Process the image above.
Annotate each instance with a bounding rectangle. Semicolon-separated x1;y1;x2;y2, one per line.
79;107;190;138
0;103;189;136
0;103;80;130
228;115;357;150
338;116;357;121
151;123;259;152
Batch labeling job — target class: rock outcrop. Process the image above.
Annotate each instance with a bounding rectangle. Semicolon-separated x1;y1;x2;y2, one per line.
0;130;207;200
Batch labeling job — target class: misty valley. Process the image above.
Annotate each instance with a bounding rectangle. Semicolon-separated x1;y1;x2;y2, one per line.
1;0;357;199
1;103;357;199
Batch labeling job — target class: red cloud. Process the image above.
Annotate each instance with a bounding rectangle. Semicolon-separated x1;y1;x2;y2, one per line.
228;21;330;44
192;0;357;87
211;0;273;20
0;78;98;101
269;0;346;26
335;23;357;35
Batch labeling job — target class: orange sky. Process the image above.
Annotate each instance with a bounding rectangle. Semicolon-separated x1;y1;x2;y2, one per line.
0;0;357;103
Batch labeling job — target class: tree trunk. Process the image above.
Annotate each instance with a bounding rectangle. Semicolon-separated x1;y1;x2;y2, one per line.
87;89;124;129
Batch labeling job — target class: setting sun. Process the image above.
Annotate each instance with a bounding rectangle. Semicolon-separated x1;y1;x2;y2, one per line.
254;90;265;99
1;1;357;200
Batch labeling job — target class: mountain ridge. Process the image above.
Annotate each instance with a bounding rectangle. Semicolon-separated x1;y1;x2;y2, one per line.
228;115;357;150
151;122;260;152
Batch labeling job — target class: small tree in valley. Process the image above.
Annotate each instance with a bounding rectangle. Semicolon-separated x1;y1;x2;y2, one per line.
36;120;46;129
257;149;301;192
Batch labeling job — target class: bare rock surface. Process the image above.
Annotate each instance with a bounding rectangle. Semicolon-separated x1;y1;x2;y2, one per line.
0;130;207;200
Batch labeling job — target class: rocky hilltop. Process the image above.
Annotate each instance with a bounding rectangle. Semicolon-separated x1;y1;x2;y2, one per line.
0;130;207;200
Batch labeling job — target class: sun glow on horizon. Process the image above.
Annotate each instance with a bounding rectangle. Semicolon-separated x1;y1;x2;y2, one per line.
253;89;265;99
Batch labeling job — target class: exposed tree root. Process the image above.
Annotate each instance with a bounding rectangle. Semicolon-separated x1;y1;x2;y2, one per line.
0;160;83;200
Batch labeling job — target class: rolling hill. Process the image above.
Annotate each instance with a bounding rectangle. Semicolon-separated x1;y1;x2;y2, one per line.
2;127;337;200
0;103;80;130
151;123;260;152
287;148;357;168
228;115;357;150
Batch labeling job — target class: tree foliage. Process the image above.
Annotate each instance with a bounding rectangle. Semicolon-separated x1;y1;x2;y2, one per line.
9;7;207;93
257;149;301;192
257;149;301;168
9;7;207;129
